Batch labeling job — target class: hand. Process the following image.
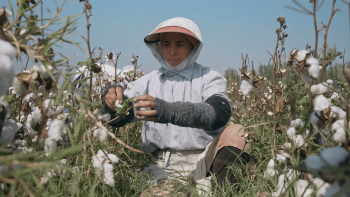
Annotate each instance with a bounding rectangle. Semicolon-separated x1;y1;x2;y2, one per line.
103;86;123;111
133;95;158;121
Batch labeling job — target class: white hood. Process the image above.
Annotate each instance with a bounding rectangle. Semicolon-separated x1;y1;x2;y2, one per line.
144;17;203;78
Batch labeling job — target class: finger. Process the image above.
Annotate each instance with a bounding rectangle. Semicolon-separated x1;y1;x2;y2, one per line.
109;91;117;103
116;86;123;103
136;109;157;117
136;115;158;122
106;97;116;111
134;101;155;109
134;95;155;103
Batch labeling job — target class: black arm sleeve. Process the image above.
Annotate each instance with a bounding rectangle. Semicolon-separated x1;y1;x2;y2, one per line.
204;94;232;130
154;94;231;130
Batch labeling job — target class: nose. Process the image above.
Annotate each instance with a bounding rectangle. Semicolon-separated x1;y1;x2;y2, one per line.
169;45;177;56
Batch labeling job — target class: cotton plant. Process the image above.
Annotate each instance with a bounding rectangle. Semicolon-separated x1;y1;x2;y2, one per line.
91;150;119;186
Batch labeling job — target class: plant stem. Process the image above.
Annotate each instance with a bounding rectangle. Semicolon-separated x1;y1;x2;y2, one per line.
312;1;318;57
318;0;339;82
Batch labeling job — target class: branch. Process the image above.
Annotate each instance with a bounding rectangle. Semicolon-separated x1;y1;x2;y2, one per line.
317;0;339;82
87;110;144;154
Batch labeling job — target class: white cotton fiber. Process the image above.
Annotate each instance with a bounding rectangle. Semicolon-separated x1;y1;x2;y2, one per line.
276;152;290;165
265;159;276;177
313;95;331;111
311;83;330;96
330;106;346;120
286;127;296;140
0;39;17;59
290;119;304;127
48;119;66;141
44;138;57;156
307;57;321;79
93;128;108;142
0;54;14;96
296;50;308;61
295;180;314;197
32;106;42;124
240;80;254;96
107;154;119;163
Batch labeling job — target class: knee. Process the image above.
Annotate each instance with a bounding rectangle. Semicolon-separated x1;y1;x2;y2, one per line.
217;124;251;151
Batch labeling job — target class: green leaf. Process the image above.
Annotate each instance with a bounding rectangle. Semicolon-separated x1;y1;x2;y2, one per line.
3;95;16;103
74;120;85;144
77;61;86;66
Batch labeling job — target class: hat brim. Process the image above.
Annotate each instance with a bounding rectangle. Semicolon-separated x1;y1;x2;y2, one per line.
144;26;198;44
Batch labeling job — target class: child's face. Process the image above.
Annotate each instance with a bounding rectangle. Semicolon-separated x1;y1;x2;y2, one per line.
160;32;193;67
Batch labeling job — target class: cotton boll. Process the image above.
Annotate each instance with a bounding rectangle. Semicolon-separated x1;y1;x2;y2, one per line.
330;106;346;120
272;174;287;196
0;54;14;96
317;83;330;94
240;80;254;96
320;147;349;167
107;154;119;163
102;163;115;186
310;85;320;96
137;100;151;118
93;128;108;142
12;76;29;96
333;128;346;143
0;39;17;59
295;180;314;197
276;152;290;165
312;83;329;95
265;159;276;177
326;79;333;85
44;138;57;156
313;95;331;111
296;50;308;61
290;119;304;127
92;156;103;169
293;135;306;148
24;93;35;103
31;65;53;79
96;149;108;159
0;120;20;145
32;106;42;124
48;119;66;141
313;178;330;197
44;99;55;117
40;171;55;184
287;127;296;140
115;100;123;108
55;106;64;114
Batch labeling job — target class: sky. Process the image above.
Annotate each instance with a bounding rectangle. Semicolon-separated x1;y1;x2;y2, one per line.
4;0;350;76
